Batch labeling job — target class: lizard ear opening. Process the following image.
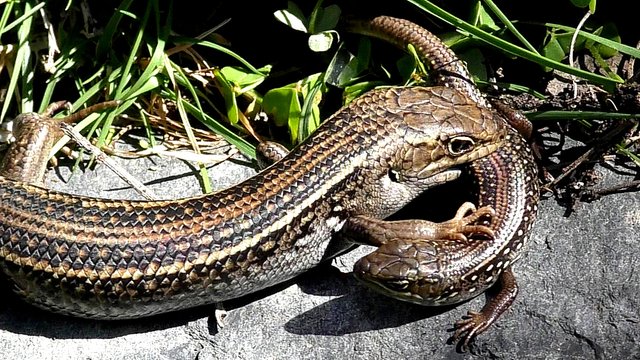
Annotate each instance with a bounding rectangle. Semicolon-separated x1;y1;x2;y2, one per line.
388;168;402;183
447;136;476;156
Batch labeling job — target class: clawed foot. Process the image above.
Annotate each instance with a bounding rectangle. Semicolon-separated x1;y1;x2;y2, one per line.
447;269;519;351
448;310;491;351
340;202;495;247
439;202;496;244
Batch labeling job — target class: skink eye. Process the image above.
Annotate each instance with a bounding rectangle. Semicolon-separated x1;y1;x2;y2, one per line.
447;136;475;156
384;280;410;293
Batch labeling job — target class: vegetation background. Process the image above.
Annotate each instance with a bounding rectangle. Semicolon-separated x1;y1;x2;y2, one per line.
0;0;638;198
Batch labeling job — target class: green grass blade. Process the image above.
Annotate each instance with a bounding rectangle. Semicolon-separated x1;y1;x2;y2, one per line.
0;2;15;35
123;2;167;101
475;79;546;99
0;1;44;35
181;38;265;75
96;0;135;57
545;22;640;59
481;0;539;54
407;0;621;90
1;1;36;122
113;2;152;98
616;144;640;166
162;89;256;158
164;56;213;193
527;111;640;121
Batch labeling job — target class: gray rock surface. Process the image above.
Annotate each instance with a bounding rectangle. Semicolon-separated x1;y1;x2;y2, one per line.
0;146;638;360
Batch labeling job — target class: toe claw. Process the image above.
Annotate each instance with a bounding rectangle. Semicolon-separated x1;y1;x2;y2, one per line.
446;205;496;244
451;311;488;351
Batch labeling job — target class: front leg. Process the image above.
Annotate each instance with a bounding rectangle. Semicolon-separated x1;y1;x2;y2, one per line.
342;202;495;246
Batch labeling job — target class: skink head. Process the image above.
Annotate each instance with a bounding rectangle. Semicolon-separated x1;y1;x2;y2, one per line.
389;86;507;186
354;238;475;306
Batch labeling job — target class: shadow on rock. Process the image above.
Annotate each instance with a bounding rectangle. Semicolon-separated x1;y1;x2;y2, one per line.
284;283;455;336
0;258;351;340
295;263;355;297
0;275;296;340
0;282;210;339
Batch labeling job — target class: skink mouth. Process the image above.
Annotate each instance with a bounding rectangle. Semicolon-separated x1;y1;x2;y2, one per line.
355;274;425;304
421;168;461;187
354;256;426;304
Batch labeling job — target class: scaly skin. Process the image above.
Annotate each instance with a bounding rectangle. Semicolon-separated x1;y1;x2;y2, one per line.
344;16;540;349
350;127;538;348
0;85;507;319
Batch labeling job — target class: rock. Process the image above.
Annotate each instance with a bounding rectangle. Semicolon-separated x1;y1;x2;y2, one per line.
0;146;638;359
